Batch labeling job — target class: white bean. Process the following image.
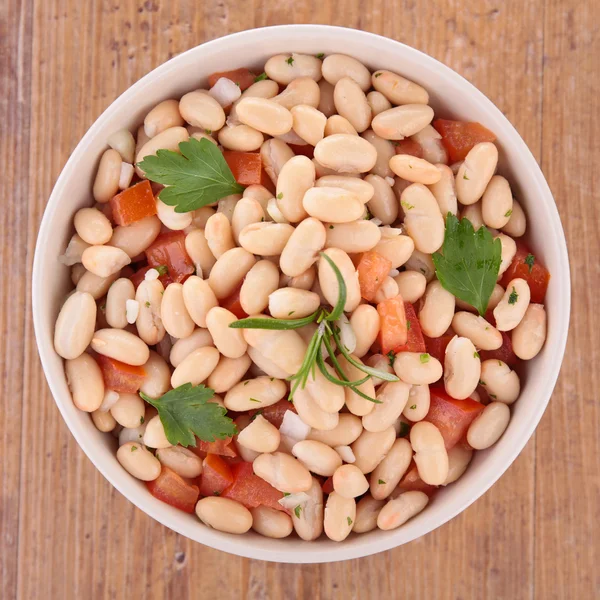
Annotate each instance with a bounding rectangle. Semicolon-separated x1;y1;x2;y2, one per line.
365;354;395;387
261;139;295;186
238;260;278;315
308;414;363;447
236;97;293;136
428;164;457;216
76;270;120;300
371;69;429;105
411;125;447;164
493;278;531;331
54;291;97;359
350;305;380;358
322;54;371;91
363;381;410;433
292;440;343;476
156;446;203;478
402;384;430;422
253;451;312;493
365;174;398;225
204;212;235;259
456;142;499;206
377;490;429;530
292;477;324;540
512;303;547;360
143;415;171;449
333;76;371;133
107;129;135;163
91;409;117;432
180;276;217;329
482;175;513;228
318;248;361;312
184;229;216;278
117;442;161;481
218;123;264;151
135;126;189;176
169;328;213;367
65;353;104;412
333;464;370;498
460;201;484;230
303;186;364;223
367;91;392;117
205;307;247;359
372;105;434;140
361;130;395;178
239;222;295;256
353;496;385;533
291;105;327;146
105;278;135;329
74;207;113;245
208;353;251;393
196;497;252;534
264;53;322;84
394;271;427;303
314;134;377;173
351;426;396;474
501;199;527;237
224;376;287;412
370;438;413;500
208;247;256;299
316;175;374;203
139;350;170;398
268;288;320;320
273;77;321;109
393;352;442;385
467;401;511;450
401;183;445;253
444;336;481;400
496;233;517;278
404;249;436;281
242;79;280;99
390;154;442;185
91;328;149;366
418;280;456;337
111;393;145;428
179;91;225;131
480;359;520;404
237;414;281;453
293;388;339;431
324;114;358;136
410;421;448;485
144;99;184;137
93;149;122;203
451;312;502;350
443;444;473;485
170;346;220;388
110;216;161;259
373;276;399;304
324;492;356;542
374;234;415;269
325;220;381;255
251;506;293;539
135;279;166;345
161;283;195;339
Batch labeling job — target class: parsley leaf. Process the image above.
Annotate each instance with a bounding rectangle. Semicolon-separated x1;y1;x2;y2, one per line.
525;253;535;273
294;505;302;518
347;516;353;526
378;479;386;485
140;384;236;447
508;287;519;305
155;265;168;276
315;52;325;59
137;137;244;213
387;350;396;367
432;214;502;316
254;72;268;82
419;353;430;364
286;56;295;66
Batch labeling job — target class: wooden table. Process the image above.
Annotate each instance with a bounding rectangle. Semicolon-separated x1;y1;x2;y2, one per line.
2;1;598;598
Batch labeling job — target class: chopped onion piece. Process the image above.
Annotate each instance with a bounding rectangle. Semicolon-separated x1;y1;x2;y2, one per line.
380;226;404;237
126;299;139;324
144;268;160;281
118;162;134;190
278;492;311;510
267;197;289;223
279;410;311;441
334;445;356;463
99;390;120;412
385;176;395;186
209;77;242;108
118;424;146;446
336;313;357;354
59;235;89;266
370;217;383;227
226;103;241;127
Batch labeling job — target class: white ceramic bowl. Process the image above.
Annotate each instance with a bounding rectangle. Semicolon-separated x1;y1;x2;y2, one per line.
33;25;570;563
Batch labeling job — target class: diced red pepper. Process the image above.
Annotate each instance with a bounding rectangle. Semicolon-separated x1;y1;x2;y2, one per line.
223;151;262;186
146;466;199;513
249;399;296;429
433;119;497;163
322;477;334;495
208;68;256;91
191;436;237;459
95;354;146;393
424;334;454;365
221;286;248;319
197;454;234;497
357;251;393;301
499;243;550;303
222;461;288;513
289;143;315;159
424;387;485;449
377;296;408;355
393;302;426;353
395;464;438;497
394;139;424;158
479;331;518;367
260;167;276;194
110;180;157;226
145;231;194;283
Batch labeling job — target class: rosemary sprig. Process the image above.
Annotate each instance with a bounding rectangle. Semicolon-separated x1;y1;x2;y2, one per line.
228;252;398;402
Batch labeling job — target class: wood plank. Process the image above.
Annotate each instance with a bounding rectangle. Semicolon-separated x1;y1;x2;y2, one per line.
534;0;600;598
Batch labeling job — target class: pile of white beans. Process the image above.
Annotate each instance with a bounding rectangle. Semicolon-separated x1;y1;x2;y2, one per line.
54;52;548;541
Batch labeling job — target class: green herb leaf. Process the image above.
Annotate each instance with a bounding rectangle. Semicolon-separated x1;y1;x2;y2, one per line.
283;492;291;497
155;265;169;276
432;214;502;316
407;320;411;330
474;351;480;359
315;52;325;59
286;56;295;66
137;137;245;213
294;505;302;518
140;384;236;447
254;72;268;82
347;516;353;526
410;404;417;410
525;253;535;273
504;209;513;218
213;490;220;496
374;72;382;78
419;353;430;364
249;398;261;403
378;479;386;485
131;445;138;452
387;350;396;367
508;287;519;305
277;192;284;199
145;301;151;308
229;313;318;330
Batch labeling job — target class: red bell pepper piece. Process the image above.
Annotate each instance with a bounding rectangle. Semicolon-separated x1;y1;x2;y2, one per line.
110;180;157;226
393;302;426;353
357;251;393;301
221;286;248;319
249;399;296;429
433;119;497;163
146;466;200;513
394;139;424;158
95;354;146;393
145;231;194;283
479;331;518;367
197;454;234;497
377;296;408;355
223;151;262;186
424;334;454;365
395;463;438;497
191;436;237;459
499;243;550;303
208;68;256;91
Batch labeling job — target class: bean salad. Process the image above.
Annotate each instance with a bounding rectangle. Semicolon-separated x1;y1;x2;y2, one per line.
54;52;550;541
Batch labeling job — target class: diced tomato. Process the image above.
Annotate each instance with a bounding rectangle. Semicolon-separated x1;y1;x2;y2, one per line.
499;243;550;303
146;466;200;513
95;354;146;393
221;286;248;319
222;461;288;513
260;167;276;194
145;231;194;283
223;151;262;186
479;331;518;367
377;296;408;355
110;180;157;226
197;454;234;497
433;119;496;163
424;334;454;365
289;143;315;159
208;68;256;91
249;399;296;429
394;139;424;158
322;477;334;495
357;251;392;301
425;387;485;449
191;436;238;459
396;464;438;497
393;302;426;353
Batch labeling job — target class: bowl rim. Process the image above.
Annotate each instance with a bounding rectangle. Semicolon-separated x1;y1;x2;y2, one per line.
32;24;571;563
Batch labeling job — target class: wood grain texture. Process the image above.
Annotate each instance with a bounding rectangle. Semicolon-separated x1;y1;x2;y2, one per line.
1;0;598;598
